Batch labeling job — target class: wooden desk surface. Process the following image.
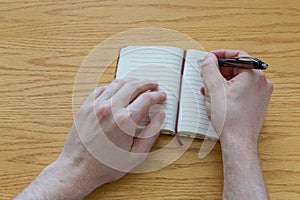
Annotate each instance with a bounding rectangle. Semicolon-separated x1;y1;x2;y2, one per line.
1;0;299;199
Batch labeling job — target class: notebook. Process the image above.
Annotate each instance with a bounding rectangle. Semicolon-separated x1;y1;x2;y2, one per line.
115;46;218;140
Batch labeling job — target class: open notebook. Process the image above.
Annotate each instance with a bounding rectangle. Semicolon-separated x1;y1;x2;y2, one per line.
115;46;218;139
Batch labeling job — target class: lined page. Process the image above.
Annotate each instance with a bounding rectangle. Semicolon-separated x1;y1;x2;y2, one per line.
177;49;218;139
116;46;184;132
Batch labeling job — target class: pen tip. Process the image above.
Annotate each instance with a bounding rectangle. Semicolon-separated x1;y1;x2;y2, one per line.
262;63;268;69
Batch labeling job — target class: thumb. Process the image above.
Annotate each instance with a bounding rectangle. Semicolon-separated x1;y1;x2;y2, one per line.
131;111;165;153
201;53;226;92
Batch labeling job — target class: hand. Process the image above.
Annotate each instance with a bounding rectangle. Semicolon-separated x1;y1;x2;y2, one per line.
61;77;166;185
201;50;272;200
15;78;166;200
201;50;273;149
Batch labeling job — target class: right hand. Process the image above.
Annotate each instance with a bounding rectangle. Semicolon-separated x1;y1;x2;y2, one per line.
201;50;273;149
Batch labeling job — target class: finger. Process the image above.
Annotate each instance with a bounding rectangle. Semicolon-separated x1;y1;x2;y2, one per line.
211;49;249;58
204;83;211;103
127;91;166;124
200;82;211;102
131;112;165;153
112;79;158;107
211;49;250;77
98;77;136;101
202;82;211;120
201;53;226;93
86;86;106;102
106;90;165;138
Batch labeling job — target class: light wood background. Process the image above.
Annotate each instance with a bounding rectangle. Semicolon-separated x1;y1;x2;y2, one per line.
1;0;299;199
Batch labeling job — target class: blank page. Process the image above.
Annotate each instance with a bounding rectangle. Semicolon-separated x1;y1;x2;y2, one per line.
116;46;184;132
177;49;218;139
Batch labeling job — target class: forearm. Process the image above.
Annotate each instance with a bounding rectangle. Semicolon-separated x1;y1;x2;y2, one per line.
14;159;102;200
221;133;268;200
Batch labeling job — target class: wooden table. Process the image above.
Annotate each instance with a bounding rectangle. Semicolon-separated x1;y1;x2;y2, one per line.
1;1;299;199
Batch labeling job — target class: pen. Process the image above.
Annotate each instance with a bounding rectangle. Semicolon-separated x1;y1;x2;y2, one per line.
218;57;268;70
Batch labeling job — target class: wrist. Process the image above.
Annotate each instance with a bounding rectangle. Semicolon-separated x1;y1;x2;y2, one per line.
220;129;258;158
15;159;102;200
56;154;110;188
47;157;107;199
220;130;268;200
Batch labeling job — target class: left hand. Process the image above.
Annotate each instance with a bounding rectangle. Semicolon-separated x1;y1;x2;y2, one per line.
58;78;166;195
60;79;166;184
15;78;166;200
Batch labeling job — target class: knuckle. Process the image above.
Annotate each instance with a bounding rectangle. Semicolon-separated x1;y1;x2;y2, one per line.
114;78;126;85
82;100;95;111
141;92;154;104
77;101;95;118
77;106;89;118
98;86;105;90
86;103;95;112
115;112;132;126
97;103;112;117
128;80;140;88
96;86;105;94
88;88;101;100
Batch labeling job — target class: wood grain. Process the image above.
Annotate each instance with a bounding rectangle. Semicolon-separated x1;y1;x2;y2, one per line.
0;0;299;199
